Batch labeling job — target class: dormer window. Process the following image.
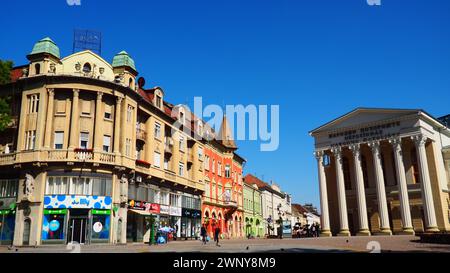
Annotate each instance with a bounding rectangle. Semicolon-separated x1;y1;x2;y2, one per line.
180;112;185;125
156;95;162;109
35;64;41;75
83;63;92;73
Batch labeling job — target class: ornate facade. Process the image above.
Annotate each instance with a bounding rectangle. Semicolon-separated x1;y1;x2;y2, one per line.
310;108;450;236
0;37;245;245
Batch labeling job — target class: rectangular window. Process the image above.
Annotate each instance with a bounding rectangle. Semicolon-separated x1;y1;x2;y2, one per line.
156;95;162;108
27;94;40;114
164;156;169;170
218;162;222;176
0;180;18;198
127;105;133;123
104;104;112;119
179;162;184;176
154;122;161;139
160;191;169;205
54;131;64;150
25;130;36;150
198;147;203;160
80;132;89;149
154;152;161;168
103;135;111;153
170;193;180;207
125;138;131;157
225;165;231;178
212;159;215;173
137;186;148;201
179;136;184;152
205;182;210;198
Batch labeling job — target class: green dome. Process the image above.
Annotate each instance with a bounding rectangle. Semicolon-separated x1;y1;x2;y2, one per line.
30;37;60;58
112;51;136;71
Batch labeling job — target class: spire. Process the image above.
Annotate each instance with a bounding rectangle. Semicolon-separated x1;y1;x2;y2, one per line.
218;114;237;149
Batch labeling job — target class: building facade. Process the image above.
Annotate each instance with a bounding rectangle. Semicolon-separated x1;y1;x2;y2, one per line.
244;174;292;237
310;108;450;236
0;37;244;246
201;116;245;239
243;182;264;237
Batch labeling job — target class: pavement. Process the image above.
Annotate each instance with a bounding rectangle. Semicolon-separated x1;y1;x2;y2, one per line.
1;235;450;253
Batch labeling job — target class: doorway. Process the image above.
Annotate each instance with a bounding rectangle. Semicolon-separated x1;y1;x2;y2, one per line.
68;209;89;244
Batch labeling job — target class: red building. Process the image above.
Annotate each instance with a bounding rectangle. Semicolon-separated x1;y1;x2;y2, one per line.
202;115;246;239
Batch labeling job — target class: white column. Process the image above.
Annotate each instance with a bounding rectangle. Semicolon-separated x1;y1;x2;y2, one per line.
411;134;439;232
368;141;392;235
349;144;370;236
332;146;350;236
314;150;332;236
389;137;414;234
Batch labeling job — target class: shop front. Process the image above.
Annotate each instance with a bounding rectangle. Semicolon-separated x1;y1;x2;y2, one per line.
126;200;160;243
169;206;182;238
0;197;17;245
181;208;201;240
42;195;112;244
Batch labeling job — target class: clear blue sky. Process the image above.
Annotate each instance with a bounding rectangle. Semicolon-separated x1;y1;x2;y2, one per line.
1;0;450;209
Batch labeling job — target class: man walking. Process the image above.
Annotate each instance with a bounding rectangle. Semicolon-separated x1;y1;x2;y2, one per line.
214;226;221;247
201;225;207;245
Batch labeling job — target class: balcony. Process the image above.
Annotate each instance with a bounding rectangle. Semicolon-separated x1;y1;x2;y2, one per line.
136;159;151;169
164;137;174;154
136;128;147;142
0;153;16;165
74;148;93;161
187;149;194;163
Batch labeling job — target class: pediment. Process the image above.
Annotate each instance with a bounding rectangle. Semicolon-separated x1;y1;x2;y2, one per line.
310;108;420;134
57;50;115;81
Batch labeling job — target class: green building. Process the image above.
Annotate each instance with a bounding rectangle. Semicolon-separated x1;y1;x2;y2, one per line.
243;182;264;237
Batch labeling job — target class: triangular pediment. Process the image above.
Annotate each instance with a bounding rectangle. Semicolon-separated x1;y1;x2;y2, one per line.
310;108;421;134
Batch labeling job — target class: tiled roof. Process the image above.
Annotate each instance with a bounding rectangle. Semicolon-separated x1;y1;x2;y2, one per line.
243;174;270;189
292;203;308;214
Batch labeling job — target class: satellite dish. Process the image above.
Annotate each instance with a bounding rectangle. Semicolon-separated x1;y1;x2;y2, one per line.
138;77;146;88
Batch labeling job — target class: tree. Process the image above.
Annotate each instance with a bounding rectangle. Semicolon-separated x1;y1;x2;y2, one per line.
0;60;13;132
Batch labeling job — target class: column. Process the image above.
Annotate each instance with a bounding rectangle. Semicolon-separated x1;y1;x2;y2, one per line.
93;92;103;153
411;134;439;232
43;89;55;149
113;97;122;154
314;150;332;236
368;141;392;235
349;144;370;236
68;89;80;150
331;146;350;236
389;137;414;234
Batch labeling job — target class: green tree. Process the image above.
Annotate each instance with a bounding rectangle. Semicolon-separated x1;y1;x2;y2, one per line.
0;60;13;132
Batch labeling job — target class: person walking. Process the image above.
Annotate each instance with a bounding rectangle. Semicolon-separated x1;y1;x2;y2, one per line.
214;226;221;247
201;225;207;245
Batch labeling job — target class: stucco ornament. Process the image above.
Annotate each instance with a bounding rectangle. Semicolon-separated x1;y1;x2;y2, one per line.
120;175;128;204
24;174;35;200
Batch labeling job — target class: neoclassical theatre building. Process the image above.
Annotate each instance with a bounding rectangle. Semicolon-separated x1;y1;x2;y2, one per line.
0;37;244;246
310;108;450;236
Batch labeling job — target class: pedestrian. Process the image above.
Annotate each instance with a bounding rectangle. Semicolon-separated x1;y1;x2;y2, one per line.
311;223;316;237
200;225;207;245
315;223;320;237
214;226;221;246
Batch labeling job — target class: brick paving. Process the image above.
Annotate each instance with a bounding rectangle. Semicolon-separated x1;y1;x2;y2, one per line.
1;235;450;253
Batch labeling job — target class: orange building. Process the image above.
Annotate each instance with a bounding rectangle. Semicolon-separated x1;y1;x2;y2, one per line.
202;116;246;239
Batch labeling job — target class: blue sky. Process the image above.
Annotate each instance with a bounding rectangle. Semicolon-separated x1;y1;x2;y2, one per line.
1;0;450;208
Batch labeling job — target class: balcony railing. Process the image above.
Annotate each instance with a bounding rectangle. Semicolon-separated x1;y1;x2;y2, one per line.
0;153;16;165
74;148;93;161
99;152;115;163
136;128;147;141
136;159;151;168
48;150;68;160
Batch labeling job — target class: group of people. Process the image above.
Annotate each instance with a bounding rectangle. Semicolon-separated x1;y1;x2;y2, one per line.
200;225;221;247
293;222;321;238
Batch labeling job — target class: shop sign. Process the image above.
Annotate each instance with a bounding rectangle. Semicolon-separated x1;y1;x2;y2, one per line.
0;210;13;215
92;209;111;215
49;220;60;232
169;206;182;216
160;205;170;215
44;209;67;215
128;200;160;214
93;222;103;233
182;208;201;218
44;195;112;209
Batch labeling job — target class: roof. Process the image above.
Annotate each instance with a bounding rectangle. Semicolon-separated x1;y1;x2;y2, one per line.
309;107;447;135
28;37;60;59
112;51;137;72
243;174;285;197
292;204;309;215
217;114;237;149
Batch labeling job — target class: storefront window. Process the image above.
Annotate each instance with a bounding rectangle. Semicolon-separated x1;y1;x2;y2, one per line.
91;214;111;240
42;211;66;241
0;212;16;243
46;176;112;196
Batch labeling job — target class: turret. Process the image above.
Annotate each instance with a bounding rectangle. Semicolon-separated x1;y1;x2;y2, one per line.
112;51;138;90
27;37;61;76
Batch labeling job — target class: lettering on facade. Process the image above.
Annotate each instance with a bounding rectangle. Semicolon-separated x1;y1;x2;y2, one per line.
328;121;401;146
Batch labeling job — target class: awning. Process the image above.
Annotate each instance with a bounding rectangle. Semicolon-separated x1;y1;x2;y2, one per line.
129;209;152;216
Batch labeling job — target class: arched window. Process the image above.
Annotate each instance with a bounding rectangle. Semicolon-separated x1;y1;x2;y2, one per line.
129;78;133;88
23;218;31;246
410;148;420;184
343;157;352;190
35;64;41;75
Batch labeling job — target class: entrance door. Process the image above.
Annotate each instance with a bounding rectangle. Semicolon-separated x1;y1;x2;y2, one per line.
68;210;89;244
